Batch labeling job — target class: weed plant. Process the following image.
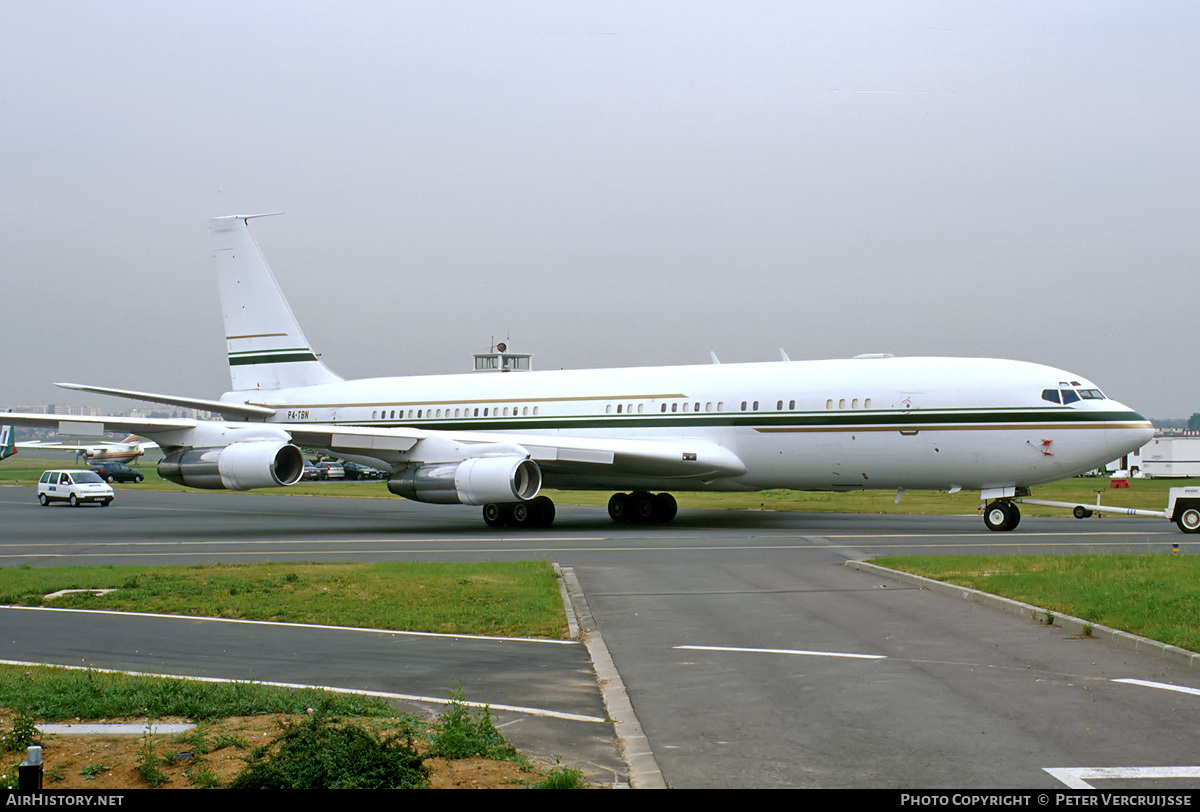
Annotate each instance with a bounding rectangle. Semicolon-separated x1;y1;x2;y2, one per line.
228;708;428;790
136;729;169;788
1;711;41;753
530;762;589;789
426;682;523;764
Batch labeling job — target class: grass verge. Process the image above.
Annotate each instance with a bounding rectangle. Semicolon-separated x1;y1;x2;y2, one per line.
0;663;395;721
873;553;1200;653
0;561;566;638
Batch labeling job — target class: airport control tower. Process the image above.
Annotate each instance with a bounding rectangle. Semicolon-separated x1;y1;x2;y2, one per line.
472;342;532;373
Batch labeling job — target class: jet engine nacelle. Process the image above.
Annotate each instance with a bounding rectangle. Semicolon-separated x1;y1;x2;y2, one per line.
387;457;541;505
158;441;306;491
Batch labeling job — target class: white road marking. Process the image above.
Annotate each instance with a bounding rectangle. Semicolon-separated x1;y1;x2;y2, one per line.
675;644;884;660
1045;766;1200;789
0;605;579;645
1113;678;1200;697
0;658;606;724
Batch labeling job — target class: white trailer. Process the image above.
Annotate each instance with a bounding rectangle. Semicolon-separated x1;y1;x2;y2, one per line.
1011;486;1200;533
1140;437;1200;478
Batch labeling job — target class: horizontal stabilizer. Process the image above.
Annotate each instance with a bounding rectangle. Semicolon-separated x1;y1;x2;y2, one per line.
55;383;276;420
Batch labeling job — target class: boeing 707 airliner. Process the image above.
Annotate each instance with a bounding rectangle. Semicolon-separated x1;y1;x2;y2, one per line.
4;215;1160;532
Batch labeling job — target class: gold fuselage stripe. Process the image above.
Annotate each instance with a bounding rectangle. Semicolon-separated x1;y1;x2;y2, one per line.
248;393;690;409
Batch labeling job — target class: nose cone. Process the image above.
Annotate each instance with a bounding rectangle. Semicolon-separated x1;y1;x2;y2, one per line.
1106;401;1154;459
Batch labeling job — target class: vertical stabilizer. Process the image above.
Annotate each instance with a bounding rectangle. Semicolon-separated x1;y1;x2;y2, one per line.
0;415;15;460
210;216;343;392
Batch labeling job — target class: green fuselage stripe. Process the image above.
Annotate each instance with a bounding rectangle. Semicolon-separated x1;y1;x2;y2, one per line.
271;409;1148;433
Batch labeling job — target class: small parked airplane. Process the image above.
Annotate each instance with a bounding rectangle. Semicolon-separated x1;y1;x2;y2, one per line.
0;423;16;461
18;434;157;465
2;215;1158;531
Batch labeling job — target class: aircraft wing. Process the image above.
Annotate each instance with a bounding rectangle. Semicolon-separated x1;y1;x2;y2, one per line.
3;412;744;485
288;425;747;484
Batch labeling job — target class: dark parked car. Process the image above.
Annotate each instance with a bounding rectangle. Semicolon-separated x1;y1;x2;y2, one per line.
342;461;383;480
90;462;144;483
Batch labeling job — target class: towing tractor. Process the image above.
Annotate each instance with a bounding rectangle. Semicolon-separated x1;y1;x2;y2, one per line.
1007;486;1200;534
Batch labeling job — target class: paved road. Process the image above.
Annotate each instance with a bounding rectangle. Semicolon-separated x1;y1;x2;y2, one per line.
1;486;1197;789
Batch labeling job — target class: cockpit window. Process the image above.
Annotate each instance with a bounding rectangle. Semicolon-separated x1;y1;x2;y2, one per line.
1078;389;1105;399
1041;389;1061;404
1060;389;1080;405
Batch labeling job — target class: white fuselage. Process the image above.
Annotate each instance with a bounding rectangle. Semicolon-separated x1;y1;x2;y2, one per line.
226;355;1152;494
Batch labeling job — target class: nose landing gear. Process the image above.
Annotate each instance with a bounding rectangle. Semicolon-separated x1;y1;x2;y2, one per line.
983;500;1021;532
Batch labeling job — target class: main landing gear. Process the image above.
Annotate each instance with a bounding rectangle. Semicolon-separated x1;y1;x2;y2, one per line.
983;500;1021;532
479;491;681;528
607;491;678;524
482;495;556;528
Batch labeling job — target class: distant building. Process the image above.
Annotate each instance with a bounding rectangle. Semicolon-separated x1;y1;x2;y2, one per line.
473;341;532;373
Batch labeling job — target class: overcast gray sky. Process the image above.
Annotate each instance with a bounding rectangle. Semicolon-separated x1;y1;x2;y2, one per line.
3;1;1197;417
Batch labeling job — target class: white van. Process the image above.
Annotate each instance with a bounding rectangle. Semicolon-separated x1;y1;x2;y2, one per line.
37;469;115;507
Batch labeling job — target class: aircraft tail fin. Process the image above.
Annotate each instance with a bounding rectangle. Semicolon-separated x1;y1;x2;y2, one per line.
0;421;15;460
210;215;343;392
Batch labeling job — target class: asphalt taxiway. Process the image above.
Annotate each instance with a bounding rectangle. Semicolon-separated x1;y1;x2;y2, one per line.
1;487;1198;789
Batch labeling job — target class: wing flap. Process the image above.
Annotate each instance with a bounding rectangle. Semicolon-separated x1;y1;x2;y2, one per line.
288;425;423;454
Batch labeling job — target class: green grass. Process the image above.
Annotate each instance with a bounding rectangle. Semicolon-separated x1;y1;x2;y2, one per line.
874;554;1200;653
0;664;397;721
0;561;566;638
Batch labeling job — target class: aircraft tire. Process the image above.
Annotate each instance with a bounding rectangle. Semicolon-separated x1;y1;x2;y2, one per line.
482;503;509;528
652;492;678;523
983;501;1017;532
1176;507;1200;534
608;493;631;523
528;495;556;528
1073;505;1094;520
631;491;656;523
